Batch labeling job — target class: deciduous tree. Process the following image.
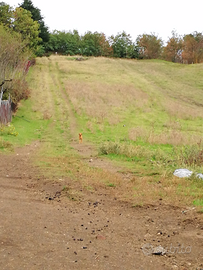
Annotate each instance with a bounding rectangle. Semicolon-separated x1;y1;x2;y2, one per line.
13;7;41;50
110;31;134;58
99;33;113;57
136;33;163;59
0;24;31;108
80;31;102;56
20;0;49;43
0;2;13;28
182;32;203;64
47;30;80;55
163;31;183;63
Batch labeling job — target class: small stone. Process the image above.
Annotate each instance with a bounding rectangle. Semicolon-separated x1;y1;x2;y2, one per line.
152;246;166;255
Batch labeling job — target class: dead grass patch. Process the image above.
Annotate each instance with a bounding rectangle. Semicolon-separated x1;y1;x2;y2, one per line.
164;99;203;120
99;141;151;158
129;126;203;146
43;111;52;120
65;81;148;123
0;137;13;150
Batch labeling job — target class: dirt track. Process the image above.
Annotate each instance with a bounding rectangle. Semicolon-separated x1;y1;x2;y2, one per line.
0;57;203;269
0;141;203;270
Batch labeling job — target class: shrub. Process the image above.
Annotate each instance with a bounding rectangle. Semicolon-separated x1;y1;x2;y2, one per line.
99;141;151;159
177;142;203;167
9;79;31;112
0;124;18;136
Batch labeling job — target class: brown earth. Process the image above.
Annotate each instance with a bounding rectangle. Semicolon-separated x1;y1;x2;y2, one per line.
0;140;203;270
1;57;203;269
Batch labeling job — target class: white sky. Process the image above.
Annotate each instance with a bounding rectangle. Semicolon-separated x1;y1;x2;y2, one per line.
5;0;203;43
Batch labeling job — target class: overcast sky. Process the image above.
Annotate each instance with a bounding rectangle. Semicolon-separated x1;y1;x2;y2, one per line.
5;0;203;43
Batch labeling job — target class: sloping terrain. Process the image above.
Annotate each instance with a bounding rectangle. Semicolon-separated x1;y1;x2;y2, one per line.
0;56;203;269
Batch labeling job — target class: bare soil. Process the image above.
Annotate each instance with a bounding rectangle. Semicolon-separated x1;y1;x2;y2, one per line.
1;57;202;269
0;140;203;270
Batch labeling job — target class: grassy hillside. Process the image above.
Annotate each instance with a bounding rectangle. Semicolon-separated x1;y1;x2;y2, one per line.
2;55;203;207
58;57;203;165
61;57;203;135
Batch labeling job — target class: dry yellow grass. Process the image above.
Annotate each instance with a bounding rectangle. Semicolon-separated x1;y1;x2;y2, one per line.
25;56;203;208
129;126;203;146
65;80;148;123
164;99;203;119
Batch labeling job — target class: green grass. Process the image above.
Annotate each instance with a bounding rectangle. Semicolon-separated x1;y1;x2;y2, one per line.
193;199;203;207
0;99;50;149
53;56;203;206
58;57;203;170
1;55;203;207
106;182;116;187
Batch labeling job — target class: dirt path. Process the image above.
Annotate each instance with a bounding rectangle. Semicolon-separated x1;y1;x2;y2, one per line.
0;144;203;270
0;58;203;270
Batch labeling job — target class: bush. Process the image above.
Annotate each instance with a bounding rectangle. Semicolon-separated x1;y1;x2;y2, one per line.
0;124;18;136
99;141;152;159
177;143;203;167
3;78;31;112
9;79;31;112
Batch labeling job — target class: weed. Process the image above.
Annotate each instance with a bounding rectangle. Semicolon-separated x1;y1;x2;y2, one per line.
193;199;203;207
0;124;18;136
0;137;13;150
106;183;116;187
176;142;203;167
62;186;69;191
99;141;151;159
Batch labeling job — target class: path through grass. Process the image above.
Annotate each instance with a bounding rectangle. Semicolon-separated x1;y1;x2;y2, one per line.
2;56;203;208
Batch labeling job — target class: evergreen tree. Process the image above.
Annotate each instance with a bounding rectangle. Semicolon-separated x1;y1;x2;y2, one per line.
20;0;50;43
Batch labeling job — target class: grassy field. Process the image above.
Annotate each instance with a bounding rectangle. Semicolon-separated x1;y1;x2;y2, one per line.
1;55;203;208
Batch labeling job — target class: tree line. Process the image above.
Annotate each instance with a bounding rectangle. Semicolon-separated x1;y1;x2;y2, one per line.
47;30;203;64
1;0;203;63
1;0;203;110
